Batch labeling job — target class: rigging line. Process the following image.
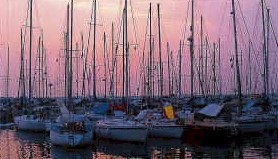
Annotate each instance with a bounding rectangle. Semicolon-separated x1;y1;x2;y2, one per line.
140;8;150;73
83;1;94;90
33;0;42;29
181;0;190;49
137;8;150;96
237;0;262;76
269;16;278;50
18;0;31;98
217;0;229;38
129;0;139;54
97;0;107;37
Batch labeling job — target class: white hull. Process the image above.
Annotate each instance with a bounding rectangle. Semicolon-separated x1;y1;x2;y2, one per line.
50;130;93;147
0;123;15;129
235;114;278;133
14;115;50;131
50;123;93;147
148;125;184;138
95;120;148;142
238;120;278;133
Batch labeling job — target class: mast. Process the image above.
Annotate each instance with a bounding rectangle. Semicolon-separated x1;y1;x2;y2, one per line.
200;15;205;95
157;3;163;97
248;40;252;95
109;23;115;97
212;43;216;96
44;48;48;98
124;0;129;111
93;0;97;99
19;28;26;103
205;37;208;96
76;42;79;97
81;33;85;98
261;0;267;97
178;40;182;97
69;0;73;100
122;1;126;101
189;0;195;98
103;32;107;98
266;8;270;97
147;3;152;98
28;0;33;100
6;46;10;98
167;42;171;96
65;3;70;101
218;38;222;96
231;0;242;100
38;36;42;97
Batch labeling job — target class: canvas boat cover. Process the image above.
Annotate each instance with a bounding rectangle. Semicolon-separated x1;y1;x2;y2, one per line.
198;103;224;117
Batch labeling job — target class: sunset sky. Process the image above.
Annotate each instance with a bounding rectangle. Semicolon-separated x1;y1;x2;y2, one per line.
0;0;277;97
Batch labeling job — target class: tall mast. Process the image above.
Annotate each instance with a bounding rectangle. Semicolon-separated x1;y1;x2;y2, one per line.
266;8;270;97
65;4;70;101
122;1;126;101
109;23;115;97
93;0;97;99
20;28;26;102
103;32;107;98
157;3;163;97
148;3;152;98
125;0;128;101
81;33;84;98
178;40;182;96
261;0;267;97
212;43;216;96
76;42;79;97
38;36;42;97
6;46;10;98
28;0;33;100
200;15;205;95
205;37;208;96
167;42;171;96
248;40;252;95
231;0;242;100
189;0;195;98
69;0;73;99
218;38;222;96
124;0;129;111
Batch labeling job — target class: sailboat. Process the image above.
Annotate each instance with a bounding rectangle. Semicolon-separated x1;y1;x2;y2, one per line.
94;0;148;142
136;103;184;138
14;0;52;132
230;0;278;134
50;104;93;147
50;1;93;147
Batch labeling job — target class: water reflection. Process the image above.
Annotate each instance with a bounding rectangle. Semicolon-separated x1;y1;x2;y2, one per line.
51;145;93;159
95;139;148;158
1;129;278;158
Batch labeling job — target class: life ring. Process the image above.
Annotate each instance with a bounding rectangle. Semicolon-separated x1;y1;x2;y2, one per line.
75;124;82;131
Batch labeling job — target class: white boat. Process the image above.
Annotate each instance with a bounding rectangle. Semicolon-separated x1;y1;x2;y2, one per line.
50;105;93;147
50;121;93;147
14;115;51;131
95;119;148;142
235;114;277;133
147;120;184;138
136;105;184;138
14;106;59;132
233;98;278;133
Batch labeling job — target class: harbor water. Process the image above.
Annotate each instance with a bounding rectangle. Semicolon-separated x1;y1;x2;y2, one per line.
1;129;278;158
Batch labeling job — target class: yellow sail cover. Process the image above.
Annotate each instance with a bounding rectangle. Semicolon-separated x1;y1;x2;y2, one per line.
163;105;175;119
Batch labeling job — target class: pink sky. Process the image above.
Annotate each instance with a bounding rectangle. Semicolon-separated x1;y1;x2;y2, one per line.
0;0;277;97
